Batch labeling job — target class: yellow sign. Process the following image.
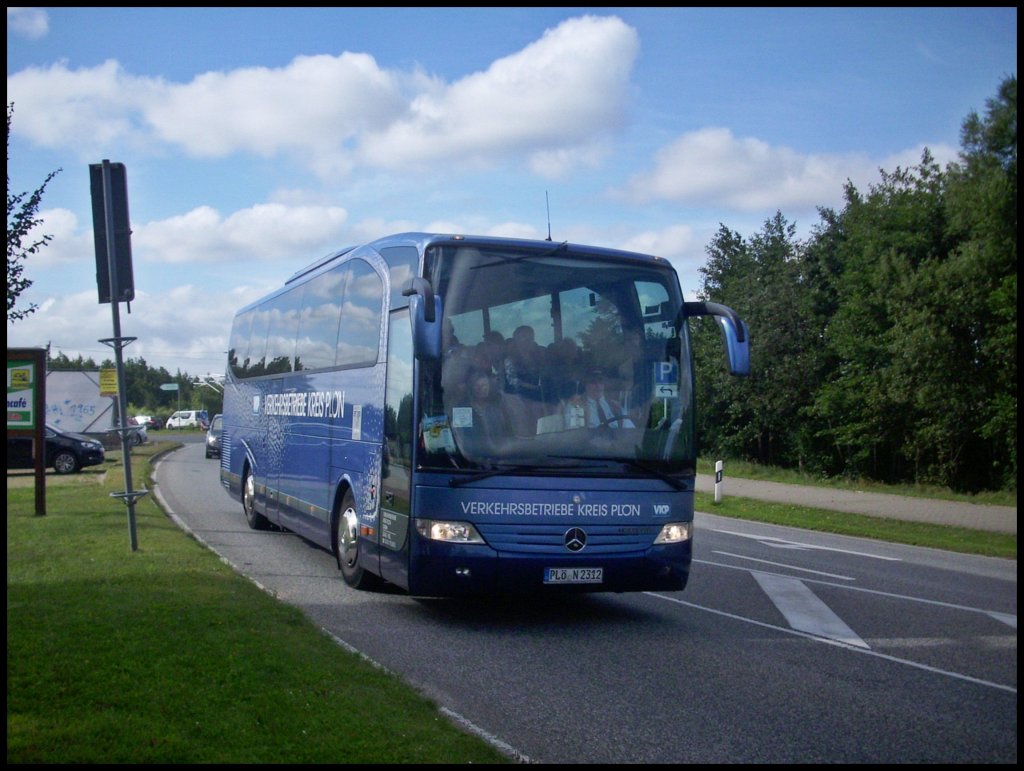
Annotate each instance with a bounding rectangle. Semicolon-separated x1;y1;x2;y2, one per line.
7;361;36;427
99;368;118;397
11;367;31;389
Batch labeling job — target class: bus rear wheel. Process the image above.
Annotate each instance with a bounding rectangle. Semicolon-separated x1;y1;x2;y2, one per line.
242;468;271;530
336;491;377;590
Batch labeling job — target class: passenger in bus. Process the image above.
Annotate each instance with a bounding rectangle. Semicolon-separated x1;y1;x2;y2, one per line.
564;368;635;428
502;325;549;435
466;330;506;382
607;327;643;413
466;370;511;444
441;321;474;404
503;325;546;401
479;330;507;380
544;336;584;401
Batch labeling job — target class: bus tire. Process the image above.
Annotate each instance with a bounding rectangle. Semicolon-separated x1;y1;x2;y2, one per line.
242;467;271;531
336;490;377;590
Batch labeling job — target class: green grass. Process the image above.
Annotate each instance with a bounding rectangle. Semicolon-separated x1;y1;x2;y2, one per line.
6;443;511;764
695;492;1016;559
696;458;1016;559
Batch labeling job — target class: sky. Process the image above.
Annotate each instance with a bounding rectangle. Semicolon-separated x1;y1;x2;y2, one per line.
6;7;1017;378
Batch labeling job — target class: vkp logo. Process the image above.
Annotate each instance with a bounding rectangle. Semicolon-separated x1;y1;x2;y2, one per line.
653;505;670;515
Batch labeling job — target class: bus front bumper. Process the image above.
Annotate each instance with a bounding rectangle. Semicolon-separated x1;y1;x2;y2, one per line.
407;541;691;597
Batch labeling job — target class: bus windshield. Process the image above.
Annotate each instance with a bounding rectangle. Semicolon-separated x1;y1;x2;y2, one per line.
419;244;693;475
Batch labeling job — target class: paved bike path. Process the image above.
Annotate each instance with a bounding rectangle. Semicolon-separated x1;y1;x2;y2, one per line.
696;474;1016;535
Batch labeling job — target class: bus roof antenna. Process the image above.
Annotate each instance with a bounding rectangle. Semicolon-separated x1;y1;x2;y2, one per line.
545;191;552;241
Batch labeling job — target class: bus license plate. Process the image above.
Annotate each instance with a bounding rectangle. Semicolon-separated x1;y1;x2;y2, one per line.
544;567;603;584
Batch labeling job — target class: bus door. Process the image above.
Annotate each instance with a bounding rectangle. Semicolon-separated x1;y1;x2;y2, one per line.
378;307;414;589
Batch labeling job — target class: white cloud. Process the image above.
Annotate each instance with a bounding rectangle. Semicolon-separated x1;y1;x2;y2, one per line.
6;60;163;155
619;224;699;260
7;288;115;361
618;128;853;210
358;15;638;174
7;7;49;40
618;127;960;212
145;53;407;158
6;282;245;376
7;15;639;179
135;203;350;264
15;208;91;267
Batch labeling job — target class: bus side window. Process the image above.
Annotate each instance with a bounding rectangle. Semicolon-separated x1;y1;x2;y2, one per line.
295;266;348;372
228;309;255;378
380;246;420;310
264;287;303;375
337;260;383;368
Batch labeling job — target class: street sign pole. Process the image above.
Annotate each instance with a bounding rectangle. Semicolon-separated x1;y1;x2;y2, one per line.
93;159;146;552
161;382;180;414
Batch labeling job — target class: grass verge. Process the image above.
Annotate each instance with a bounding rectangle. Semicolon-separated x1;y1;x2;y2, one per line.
695;492;1016;560
696;457;1015;560
6;443;511;764
697;457;1017;508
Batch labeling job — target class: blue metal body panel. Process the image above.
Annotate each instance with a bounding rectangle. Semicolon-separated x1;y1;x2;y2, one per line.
403;473;693;596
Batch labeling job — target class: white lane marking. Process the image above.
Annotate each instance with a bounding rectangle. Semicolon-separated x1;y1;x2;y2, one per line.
698;558;1015;619
712;550;856;581
645;592;1017;695
709;528;903;561
988;611;1017;629
752;572;869;648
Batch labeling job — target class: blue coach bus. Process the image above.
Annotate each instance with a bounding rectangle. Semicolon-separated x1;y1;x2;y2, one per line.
221;232;748;596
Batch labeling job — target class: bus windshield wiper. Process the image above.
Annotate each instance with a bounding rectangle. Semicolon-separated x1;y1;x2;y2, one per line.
550;455;692;491
448;457;602;487
471;241;568;270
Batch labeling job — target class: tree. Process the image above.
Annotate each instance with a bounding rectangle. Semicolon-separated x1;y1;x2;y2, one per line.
7;103;61;321
692;77;1015;492
942;75;1017;488
693;214;819;469
48;351;100;370
811;154;955;484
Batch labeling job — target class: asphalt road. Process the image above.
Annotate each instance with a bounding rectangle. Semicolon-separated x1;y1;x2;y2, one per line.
152;442;1016;763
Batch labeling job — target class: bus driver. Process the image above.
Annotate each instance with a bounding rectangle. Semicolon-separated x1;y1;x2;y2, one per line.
565;368;635;428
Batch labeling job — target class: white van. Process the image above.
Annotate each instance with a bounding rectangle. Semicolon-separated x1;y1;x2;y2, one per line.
165;409;209;429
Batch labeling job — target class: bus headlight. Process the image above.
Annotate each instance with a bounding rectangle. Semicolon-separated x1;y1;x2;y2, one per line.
415;519;485;544
653;522;692;544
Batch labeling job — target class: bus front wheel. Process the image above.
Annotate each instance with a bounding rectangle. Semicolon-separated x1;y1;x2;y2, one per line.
336;491;376;590
242;468;271;531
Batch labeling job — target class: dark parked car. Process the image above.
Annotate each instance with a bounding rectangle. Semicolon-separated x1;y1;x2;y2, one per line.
134;415;162;431
7;425;106;474
205;414;223;458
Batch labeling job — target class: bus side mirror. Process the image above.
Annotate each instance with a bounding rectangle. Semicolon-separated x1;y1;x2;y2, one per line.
715;315;750;376
403;278;442;360
684;301;750;376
